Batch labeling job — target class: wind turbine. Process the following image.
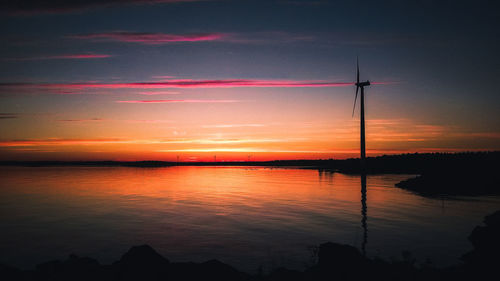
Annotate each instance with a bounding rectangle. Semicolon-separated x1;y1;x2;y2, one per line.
352;57;370;170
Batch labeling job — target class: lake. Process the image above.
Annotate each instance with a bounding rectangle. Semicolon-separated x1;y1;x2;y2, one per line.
0;166;498;273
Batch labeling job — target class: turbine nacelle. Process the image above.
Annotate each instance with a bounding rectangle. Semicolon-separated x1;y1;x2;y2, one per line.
356;81;370;87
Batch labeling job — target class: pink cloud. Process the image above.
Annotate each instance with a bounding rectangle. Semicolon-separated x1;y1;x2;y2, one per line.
116;99;242;103
70;32;225;44
0;79;355;92
67;30;328;46
3;54;112;61
52;54;112;59
69;31;319;45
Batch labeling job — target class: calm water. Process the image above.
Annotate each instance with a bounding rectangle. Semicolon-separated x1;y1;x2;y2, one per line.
0;166;499;272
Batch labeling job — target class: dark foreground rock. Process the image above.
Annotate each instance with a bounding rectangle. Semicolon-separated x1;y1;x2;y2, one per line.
112;245;170;281
462;210;500;268
1;210;499;281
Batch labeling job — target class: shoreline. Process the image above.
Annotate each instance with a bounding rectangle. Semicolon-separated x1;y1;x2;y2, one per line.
1;151;497;170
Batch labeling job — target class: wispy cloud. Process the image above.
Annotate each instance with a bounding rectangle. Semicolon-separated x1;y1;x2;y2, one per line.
69;31;323;45
138;91;180;95
451;132;500;139
0;138;130;147
70;32;225;44
2;0;204;15
56;118;104;122
320;119;452;143
347;118;450;142
3;54;112;61
202;124;267;128
158;148;332;153
366;119;449;142
0;79;356;93
152;75;176;80
0;137;292;147
125;119;173;124
0;113;19;119
116;99;243;103
161;138;290;144
223;31;316;44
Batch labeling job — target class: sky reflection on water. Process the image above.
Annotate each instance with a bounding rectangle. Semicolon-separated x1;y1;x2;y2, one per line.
0;166;499;272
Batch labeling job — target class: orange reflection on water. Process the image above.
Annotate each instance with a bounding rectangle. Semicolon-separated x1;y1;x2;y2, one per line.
1;166;499;272
1;167;401;214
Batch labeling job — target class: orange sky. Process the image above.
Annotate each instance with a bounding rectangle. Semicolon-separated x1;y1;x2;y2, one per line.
1;85;498;161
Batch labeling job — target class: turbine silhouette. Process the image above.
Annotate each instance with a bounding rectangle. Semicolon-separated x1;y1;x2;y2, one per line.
352;57;370;170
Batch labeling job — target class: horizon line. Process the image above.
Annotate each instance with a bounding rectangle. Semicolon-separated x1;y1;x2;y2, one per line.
1;150;498;164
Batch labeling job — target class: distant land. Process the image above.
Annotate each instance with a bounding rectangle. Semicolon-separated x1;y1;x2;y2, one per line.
1;151;499;197
1;151;498;171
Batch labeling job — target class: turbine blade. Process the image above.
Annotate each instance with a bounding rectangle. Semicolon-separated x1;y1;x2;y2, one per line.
352;86;359;117
356;56;360;84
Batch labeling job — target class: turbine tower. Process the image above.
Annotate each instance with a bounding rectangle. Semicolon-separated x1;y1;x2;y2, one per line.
352;58;370;170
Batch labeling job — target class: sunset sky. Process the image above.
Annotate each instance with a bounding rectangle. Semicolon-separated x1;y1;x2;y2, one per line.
1;0;499;161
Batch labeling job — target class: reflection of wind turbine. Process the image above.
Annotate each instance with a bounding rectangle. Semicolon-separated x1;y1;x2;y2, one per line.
360;173;368;256
352;58;370;256
352;57;370;170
